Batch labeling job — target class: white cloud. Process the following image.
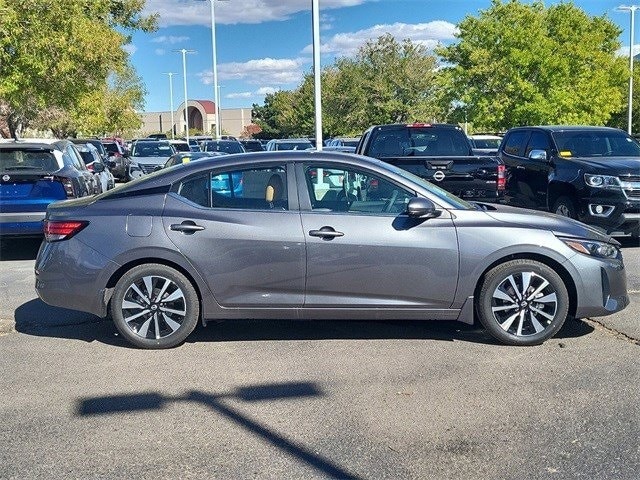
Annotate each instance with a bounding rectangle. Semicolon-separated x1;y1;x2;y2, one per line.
617;44;640;57
226;92;253;99
155;48;166;56
144;0;369;27
122;44;137;55
198;57;305;86
256;86;277;95
302;21;458;57
151;35;190;44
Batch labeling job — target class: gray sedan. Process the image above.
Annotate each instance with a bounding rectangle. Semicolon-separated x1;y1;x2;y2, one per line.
35;152;628;349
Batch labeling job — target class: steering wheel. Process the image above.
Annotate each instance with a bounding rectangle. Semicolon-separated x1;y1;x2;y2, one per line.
383;189;399;213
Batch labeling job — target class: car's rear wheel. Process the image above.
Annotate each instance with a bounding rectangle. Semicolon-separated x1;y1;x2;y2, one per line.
111;264;199;349
476;260;569;346
552;196;577;219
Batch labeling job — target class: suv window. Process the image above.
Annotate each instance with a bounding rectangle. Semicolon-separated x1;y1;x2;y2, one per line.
524;131;551;157
502;130;529;157
304;163;414;214
65;145;86;170
176;166;288;210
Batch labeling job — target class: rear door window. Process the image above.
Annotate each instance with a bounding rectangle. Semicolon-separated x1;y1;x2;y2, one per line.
502;130;530;157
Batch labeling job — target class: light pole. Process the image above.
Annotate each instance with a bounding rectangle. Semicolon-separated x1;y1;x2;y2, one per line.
312;0;323;151
198;0;228;139
162;72;177;139
174;48;196;144
216;85;223;134
617;5;639;134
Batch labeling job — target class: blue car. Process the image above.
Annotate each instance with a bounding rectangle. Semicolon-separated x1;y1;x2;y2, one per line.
0;139;95;237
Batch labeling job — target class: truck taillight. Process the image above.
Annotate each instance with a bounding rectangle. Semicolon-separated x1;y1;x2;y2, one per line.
407;122;432;128
55;176;76;197
44;220;88;242
497;165;506;191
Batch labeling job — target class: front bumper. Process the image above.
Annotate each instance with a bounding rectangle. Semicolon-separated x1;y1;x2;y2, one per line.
577;193;640;235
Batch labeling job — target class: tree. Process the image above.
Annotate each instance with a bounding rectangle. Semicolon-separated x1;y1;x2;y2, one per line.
251;90;299;139
437;0;628;131
609;61;640;134
0;0;156;137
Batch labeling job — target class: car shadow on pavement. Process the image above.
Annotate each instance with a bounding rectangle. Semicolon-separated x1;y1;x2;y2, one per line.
75;383;362;479
13;299;594;348
0;238;43;261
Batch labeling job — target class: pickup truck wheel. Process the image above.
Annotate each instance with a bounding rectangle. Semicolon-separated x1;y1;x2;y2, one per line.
476;259;569;346
552;196;577;219
111;264;199;349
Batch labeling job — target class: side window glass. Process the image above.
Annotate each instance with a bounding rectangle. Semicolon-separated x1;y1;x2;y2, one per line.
502;131;529;157
177;174;210;207
67;146;85;170
524;131;550;157
211;166;288;210
305;164;414;214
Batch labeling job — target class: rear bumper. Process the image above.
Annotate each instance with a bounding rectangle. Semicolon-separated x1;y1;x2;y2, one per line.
0;212;46;236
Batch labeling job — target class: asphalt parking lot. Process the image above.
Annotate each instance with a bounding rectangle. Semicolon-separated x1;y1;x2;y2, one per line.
1;237;638;479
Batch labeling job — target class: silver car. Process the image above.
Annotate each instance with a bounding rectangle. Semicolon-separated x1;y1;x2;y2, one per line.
35;152;628;349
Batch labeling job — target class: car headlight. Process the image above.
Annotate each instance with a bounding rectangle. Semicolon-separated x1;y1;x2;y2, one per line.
560;237;620;259
584;174;621;189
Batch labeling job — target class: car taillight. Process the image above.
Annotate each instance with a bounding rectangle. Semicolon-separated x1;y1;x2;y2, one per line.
86;164;94;172
407;123;432;128
497;164;506;191
43;220;88;242
55;176;76;198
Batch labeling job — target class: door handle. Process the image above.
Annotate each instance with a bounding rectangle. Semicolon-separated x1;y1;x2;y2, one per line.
516;165;526;170
309;227;344;239
170;221;205;233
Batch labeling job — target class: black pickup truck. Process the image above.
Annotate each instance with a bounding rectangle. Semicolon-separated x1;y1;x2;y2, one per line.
498;125;640;237
355;123;505;202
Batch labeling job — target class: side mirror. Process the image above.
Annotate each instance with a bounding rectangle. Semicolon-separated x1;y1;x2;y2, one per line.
93;162;105;173
406;197;442;219
528;149;547;161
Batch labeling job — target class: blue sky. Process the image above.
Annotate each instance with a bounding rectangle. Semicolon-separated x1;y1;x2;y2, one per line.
128;1;638;113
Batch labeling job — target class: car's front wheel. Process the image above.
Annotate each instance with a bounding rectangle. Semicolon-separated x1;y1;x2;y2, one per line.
476;259;569;346
552;196;577;219
111;264;199;349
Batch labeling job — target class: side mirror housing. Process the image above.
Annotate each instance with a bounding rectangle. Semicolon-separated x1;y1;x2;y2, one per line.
528;149;547;161
407;197;441;219
93;162;105;173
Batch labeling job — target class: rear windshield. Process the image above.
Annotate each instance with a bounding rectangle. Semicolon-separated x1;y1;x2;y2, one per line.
172;142;191;152
132;143;174;157
276;142;312;151
0;149;60;172
552;130;640;157
369;127;471;157
103;143;121;154
203;141;245;154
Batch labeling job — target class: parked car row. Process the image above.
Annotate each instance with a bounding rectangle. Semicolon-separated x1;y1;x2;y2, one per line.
0;138;116;237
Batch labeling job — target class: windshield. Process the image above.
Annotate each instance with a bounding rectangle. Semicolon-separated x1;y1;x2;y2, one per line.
132;143;174;157
382;161;475;210
472;138;501;148
0;149;60;172
204;141;244;154
552;130;640;157
277;142;312;150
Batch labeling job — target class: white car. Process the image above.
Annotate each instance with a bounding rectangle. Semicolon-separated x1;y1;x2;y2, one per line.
75;143;115;193
468;134;502;154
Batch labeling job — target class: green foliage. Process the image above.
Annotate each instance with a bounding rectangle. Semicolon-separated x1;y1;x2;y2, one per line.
0;0;157;137
252;35;441;138
608;62;640;134
437;0;628;131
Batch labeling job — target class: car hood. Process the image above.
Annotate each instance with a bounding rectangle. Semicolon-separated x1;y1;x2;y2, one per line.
476;203;615;243
569;156;640;173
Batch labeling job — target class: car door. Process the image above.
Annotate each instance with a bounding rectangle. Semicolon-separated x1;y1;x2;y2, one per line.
296;162;459;310
163;163;306;308
500;129;531;207
522;129;553;209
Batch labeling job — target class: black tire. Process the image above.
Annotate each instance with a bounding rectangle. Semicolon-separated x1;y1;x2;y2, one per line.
111;264;199;349
552;196;577;219
476;259;569;346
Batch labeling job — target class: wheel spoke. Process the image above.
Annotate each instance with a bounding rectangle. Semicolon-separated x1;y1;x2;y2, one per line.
155;279;171;303
507;275;522;300
493;288;516;304
154;313;160;340
162;313;182;333
499;312;520;331
526;280;549;301
161;289;184;303
492;304;518;313
516;310;525;336
160;306;186;316
535;292;557;304
530;306;555;321
130;284;150;304
521;272;532;296
122;300;145;310
137;317;152;337
143;276;154;300
125;309;151;323
529;313;546;333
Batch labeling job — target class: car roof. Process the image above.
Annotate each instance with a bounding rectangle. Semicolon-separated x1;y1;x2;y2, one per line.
0;139;71;150
507;125;624;133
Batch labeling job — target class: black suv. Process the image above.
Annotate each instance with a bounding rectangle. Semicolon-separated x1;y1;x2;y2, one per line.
498;126;640;236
